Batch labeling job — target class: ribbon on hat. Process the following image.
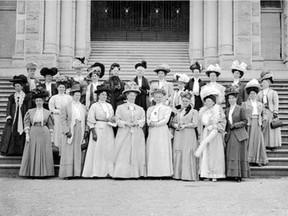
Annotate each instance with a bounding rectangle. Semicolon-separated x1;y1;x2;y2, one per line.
231;60;247;72
206;64;221;73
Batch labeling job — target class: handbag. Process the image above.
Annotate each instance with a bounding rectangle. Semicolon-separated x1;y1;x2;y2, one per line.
270;118;283;129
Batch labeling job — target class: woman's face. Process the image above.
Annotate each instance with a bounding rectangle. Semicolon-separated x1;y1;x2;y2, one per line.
75;68;82;76
204;98;215;109
209;72;217;82
35;98;44;107
153;92;164;104
181;97;190;108
98;91;107;101
261;79;270;89
27;68;36;78
14;83;23;92
72;92;81;101
192;69;200;78
136;66;145;77
57;84;66;93
228;95;237;106
45;74;53;83
111;67;120;76
177;81;185;90
91;73;99;82
126;92;137;103
233;70;241;79
157;71;166;80
249;91;257;100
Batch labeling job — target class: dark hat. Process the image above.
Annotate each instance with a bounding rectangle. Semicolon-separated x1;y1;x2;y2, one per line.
109;63;121;72
154;64;170;74
225;90;239;98
40;67;58;77
203;94;217;103
135;60;147;69
31;88;49;99
94;83;111;94
260;70;274;83
190;61;202;71
9;75;28;85
150;88;166;96
87;62;105;78
70;83;81;94
246;87;260;94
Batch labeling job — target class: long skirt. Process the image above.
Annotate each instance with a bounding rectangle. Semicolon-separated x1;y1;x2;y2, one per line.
19;125;54;177
248;118;268;164
59;121;82;178
146;125;173;177
113;127;146;178
226;132;250;178
173;128;198;181
52;114;63;154
82;122;114;178
199;128;225;179
263;110;282;148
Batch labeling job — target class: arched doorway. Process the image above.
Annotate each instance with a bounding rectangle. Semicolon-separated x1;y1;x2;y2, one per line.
91;1;189;41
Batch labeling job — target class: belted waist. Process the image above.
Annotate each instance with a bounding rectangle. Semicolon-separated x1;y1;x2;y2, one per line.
251;115;259;119
96;119;108;122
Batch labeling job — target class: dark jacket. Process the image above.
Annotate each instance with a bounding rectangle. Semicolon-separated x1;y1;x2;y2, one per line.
225;81;247;107
184;78;206;111
106;76;125;112
134;76;150;111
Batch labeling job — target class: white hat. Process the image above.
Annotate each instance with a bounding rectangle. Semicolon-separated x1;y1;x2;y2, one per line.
245;79;261;93
231;60;247;78
174;73;190;83
205;64;221;77
200;85;221;101
72;57;86;69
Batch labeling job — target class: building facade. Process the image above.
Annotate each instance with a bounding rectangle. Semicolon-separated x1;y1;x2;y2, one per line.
0;0;287;73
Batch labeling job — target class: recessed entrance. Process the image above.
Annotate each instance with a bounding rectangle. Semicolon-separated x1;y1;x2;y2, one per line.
91;1;189;41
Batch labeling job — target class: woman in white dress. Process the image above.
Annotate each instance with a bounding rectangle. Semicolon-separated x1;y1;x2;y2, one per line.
82;83;116;178
146;88;173;177
85;62;105;109
195;86;226;182
113;82;146;178
48;76;72;155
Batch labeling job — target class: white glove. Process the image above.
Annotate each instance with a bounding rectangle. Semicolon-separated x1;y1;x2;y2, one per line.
26;134;30;142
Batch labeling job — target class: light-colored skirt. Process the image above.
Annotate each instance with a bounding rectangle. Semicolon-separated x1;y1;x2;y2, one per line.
248;118;268;164
82;122;114;178
59;121;82;178
113;127;146;178
19;125;54;177
52;114;64;154
173;128;198;181
263;110;282;148
146;125;173;177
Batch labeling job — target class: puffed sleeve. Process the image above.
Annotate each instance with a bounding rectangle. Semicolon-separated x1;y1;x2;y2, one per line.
155;106;171;127
234;106;248;129
272;90;279;113
137;107;145;128
48;95;59;114
46;112;54;131
24;110;31;132
60;106;69;134
116;106;126;128
87;103;97;129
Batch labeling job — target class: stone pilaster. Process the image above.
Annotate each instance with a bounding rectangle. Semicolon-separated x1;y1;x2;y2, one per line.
283;0;288;68
189;0;204;63
204;0;218;66
75;0;88;57
86;0;91;59
252;0;263;70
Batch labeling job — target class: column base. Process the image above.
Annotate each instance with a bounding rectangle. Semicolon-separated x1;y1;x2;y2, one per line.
12;54;58;68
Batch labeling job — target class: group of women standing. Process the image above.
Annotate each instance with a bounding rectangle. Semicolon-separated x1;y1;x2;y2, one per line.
0;59;282;182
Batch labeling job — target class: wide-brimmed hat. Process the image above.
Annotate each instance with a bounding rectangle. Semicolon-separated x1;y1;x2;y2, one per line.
260;70;274;83
31;88;49;99
9;75;28;85
174;73;190;83
94;83;111;94
225;89;239;98
109;63;121;72
200;85;220;102
122;81;141;95
87;62;105;78
154;64;170;74
40;67;58;77
231;60;247;78
150;88;166;96
135;60;147;69
245;79;261;94
205;64;221;77
190;61;203;71
26;62;37;69
56;76;68;87
70;83;82;94
72;57;86;69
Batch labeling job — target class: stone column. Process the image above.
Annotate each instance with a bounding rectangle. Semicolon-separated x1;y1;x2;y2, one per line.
86;0;91;58
204;0;218;65
43;0;57;54
189;0;204;62
59;0;74;68
283;0;288;67
75;0;87;57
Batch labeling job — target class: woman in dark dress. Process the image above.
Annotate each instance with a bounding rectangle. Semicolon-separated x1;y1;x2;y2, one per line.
225;90;250;182
0;75;29;156
133;60;150;111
